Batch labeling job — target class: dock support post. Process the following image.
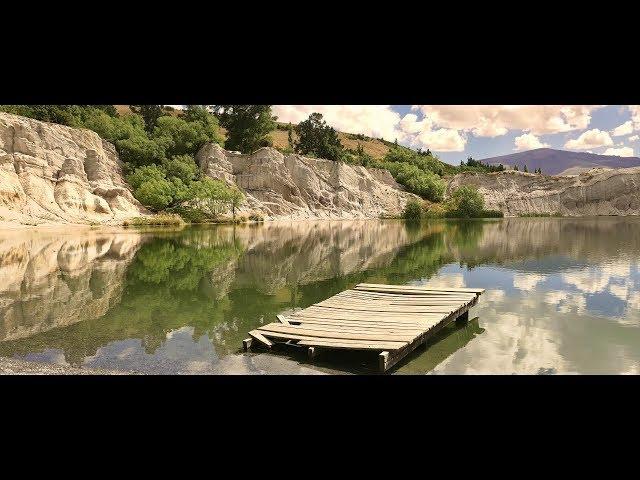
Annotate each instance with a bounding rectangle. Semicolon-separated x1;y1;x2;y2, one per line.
243;338;253;351
308;347;317;360
456;310;469;324
379;351;390;372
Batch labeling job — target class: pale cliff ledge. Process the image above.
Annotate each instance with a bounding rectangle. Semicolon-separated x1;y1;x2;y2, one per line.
446;168;640;217
0;112;147;227
196;143;417;220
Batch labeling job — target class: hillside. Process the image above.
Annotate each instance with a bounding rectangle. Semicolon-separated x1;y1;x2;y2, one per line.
115;106;394;159
482;148;640;175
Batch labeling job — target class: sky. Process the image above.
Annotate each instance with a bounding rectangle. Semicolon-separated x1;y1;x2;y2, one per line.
270;105;640;165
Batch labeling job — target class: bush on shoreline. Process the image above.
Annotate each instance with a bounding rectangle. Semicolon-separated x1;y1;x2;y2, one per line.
402;186;504;220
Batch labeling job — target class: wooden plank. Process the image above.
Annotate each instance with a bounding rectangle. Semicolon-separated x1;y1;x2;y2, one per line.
296;308;445;320
287;317;429;329
248;330;274;348
257;324;417;342
270;321;424;336
301;305;446;315
356;282;485;293
260;331;406;350
318;299;467;307
312;305;459;314
276;314;290;325
355;283;485;294
339;290;476;299
297;340;406;351
242;337;252;351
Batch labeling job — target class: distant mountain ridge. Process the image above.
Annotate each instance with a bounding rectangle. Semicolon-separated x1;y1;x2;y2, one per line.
481;148;640;175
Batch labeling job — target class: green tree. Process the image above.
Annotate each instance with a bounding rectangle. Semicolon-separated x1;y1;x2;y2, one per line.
153;116;220;157
130;105;165;133
213;105;276;153
135;177;176;210
445;186;485;218
162;154;198;184
116;134;167;167
523;165;528;173
287;122;294;149
294;112;345;161
514;165;519;171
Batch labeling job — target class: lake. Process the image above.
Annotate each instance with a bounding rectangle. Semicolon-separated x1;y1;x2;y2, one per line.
1;218;639;374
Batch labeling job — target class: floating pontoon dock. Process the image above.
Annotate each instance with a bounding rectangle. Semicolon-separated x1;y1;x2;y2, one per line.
243;283;484;372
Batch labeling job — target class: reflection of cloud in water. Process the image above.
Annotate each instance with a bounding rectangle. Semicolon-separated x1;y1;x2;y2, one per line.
629;292;640;310
433;276;640;373
418;273;466;288
484;289;506;302
513;273;545;290
562;269;614;294
544;291;586;314
609;283;629;302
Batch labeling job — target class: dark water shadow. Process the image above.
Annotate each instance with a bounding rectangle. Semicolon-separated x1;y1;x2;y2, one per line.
241;317;485;375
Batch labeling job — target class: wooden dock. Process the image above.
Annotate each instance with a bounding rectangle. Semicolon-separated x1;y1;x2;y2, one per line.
243;283;484;372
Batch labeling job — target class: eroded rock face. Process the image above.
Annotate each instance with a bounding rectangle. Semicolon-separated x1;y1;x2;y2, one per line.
0;112;146;226
447;169;640;216
196;144;416;219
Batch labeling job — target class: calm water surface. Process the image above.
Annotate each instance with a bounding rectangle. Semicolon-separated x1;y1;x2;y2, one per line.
1;218;639;374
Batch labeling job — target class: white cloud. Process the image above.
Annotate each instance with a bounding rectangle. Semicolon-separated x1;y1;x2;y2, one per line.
629;105;640;129
565;129;614;150
612;120;634;137
399;113;467;151
412;105;603;137
413;128;467;152
603;146;635;157
629;135;639;142
272;105;405;143
514;133;550;151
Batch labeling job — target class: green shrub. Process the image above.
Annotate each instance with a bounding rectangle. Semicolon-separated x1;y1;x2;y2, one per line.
518;212;562;217
153;115;220;157
162;154;198;184
403;199;424;220
481;209;504;218
445;185;485;218
123;214;184;227
127;164;166;190
135;177;176;210
116;135;167;167
249;212;265;222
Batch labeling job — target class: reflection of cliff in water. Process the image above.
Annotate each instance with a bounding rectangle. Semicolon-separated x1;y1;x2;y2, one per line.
451;218;640;270
0;230;143;342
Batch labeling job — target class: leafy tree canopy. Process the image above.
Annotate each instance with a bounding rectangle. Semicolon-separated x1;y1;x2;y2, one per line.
213;105;276;153
293;112;345;161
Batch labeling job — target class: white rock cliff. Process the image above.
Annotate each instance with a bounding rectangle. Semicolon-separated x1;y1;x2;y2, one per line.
447;169;640;216
0;112;145;226
196;143;415;219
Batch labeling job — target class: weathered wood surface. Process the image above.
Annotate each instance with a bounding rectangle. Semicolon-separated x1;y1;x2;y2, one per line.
245;283;484;372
